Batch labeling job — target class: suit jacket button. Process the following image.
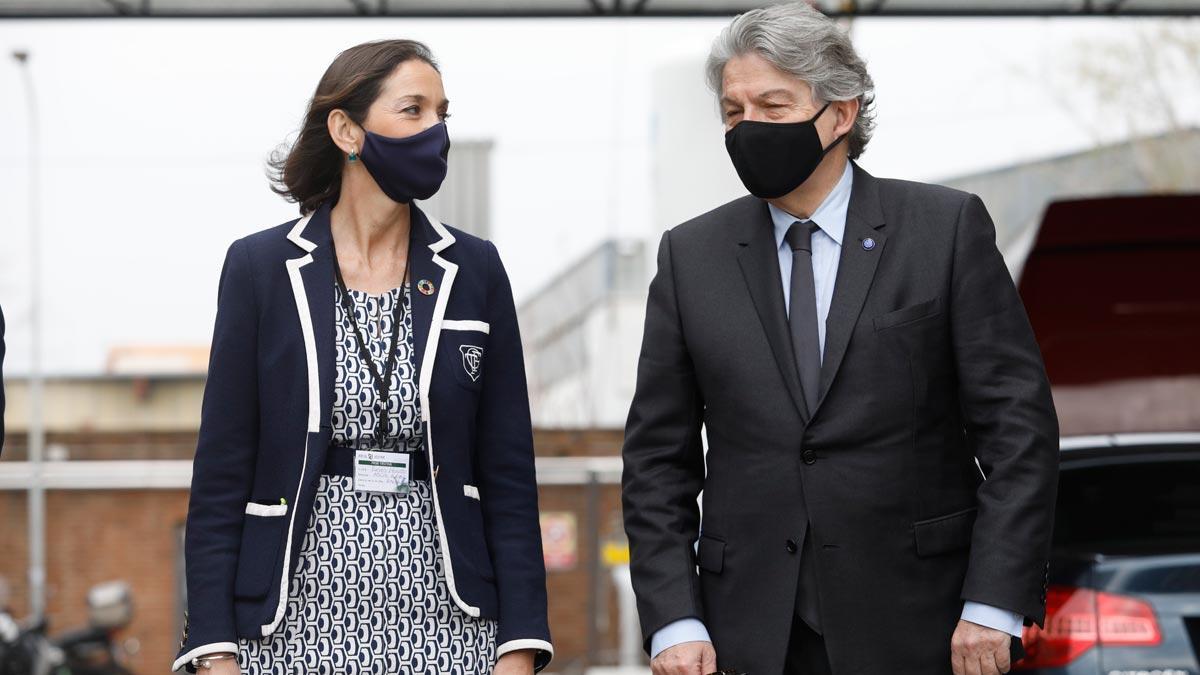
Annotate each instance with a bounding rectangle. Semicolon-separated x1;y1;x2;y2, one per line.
786;539;798;554
801;450;816;465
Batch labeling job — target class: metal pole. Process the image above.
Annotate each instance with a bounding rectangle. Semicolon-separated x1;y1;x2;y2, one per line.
584;470;601;667
12;49;46;621
612;564;640;666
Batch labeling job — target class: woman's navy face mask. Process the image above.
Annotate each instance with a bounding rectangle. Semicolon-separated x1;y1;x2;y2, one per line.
358;121;451;204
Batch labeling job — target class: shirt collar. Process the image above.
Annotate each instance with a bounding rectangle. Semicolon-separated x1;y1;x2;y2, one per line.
769;160;853;250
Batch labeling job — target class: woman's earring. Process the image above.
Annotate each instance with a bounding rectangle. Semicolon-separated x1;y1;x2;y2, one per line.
348;149;358;162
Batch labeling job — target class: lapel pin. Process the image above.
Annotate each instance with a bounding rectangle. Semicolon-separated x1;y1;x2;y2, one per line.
861;237;876;251
417;279;436;295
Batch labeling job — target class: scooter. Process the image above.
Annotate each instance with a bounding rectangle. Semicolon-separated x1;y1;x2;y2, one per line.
0;581;134;675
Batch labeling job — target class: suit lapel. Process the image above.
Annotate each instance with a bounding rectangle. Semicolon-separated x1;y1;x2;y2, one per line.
303;208;336;432
408;214;436;403
813;162;887;415
735;198;811;423
407;204;455;420
272;205;334;638
285;201;456;433
404;205;479;616
286;201;336;432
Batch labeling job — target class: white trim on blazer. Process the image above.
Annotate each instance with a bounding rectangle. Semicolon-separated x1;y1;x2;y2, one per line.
262;212;483;636
442;319;490;334
244;502;287;517
418;218;483;618
497;638;556;660
171;642;240;672
262;213;317;637
286;214;317;253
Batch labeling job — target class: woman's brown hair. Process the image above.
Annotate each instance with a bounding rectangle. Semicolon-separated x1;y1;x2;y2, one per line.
269;39;439;214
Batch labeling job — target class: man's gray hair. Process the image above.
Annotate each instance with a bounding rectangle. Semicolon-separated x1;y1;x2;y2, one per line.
706;2;876;159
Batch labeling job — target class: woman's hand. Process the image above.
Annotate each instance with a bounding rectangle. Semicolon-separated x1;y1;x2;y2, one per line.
492;648;535;675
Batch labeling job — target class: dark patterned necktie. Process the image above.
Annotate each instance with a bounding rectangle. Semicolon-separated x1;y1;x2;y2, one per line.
784;219;824;635
784;220;822;416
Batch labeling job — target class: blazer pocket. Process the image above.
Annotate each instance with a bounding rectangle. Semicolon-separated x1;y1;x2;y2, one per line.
233;503;290;599
912;506;977;557
463;556;496;583
244;501;287;517
873;297;943;331
442;319;490;334
696;534;726;574
441;321;489;391
448;528;497;582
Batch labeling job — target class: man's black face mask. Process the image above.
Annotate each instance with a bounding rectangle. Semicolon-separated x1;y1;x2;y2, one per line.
724;101;847;199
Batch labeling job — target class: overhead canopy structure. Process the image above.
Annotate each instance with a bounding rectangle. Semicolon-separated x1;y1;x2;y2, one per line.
2;0;1199;17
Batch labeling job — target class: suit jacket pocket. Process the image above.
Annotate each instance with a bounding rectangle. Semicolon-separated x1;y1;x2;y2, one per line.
233;505;289;600
912;506;976;557
873;297;943;331
448;533;497;583
697;534;725;574
440;323;489;392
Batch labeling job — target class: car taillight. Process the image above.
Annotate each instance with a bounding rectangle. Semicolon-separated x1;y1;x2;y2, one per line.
1013;585;1162;670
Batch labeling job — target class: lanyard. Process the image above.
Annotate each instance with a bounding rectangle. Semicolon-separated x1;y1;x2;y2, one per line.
330;236;411;448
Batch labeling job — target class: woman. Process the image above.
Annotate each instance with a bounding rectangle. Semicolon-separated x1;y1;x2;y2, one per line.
171;39;552;674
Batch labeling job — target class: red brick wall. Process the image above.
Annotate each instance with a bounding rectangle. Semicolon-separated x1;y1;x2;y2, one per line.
1;485;632;673
535;428;631;667
534;428;624;458
540;483;628;669
0;427;633;672
3;431;198;462
0;489;189;675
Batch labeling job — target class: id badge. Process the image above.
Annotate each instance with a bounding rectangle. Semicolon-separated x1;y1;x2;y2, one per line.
353;450;411;495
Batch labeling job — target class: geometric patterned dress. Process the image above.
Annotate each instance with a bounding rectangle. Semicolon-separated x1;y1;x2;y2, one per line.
237;281;499;673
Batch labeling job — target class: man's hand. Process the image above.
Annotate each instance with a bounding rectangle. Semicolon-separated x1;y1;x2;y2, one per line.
951;619;1013;675
492;649;535;675
652;640;717;675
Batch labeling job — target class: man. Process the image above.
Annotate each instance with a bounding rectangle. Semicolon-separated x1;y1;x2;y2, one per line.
620;5;1059;675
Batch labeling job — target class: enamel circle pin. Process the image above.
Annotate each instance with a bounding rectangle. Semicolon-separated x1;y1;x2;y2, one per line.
862;237;876;251
417;279;436;295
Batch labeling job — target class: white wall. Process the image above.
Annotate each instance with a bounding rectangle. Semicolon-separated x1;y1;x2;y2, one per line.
527;293;647;429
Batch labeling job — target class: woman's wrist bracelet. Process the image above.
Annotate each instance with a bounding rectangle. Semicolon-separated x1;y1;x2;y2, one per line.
192;653;236;669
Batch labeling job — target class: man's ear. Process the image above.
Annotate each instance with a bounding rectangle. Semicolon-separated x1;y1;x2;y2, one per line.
834;98;859;138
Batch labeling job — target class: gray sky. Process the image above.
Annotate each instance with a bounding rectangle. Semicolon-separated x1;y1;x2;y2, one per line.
0;16;1196;374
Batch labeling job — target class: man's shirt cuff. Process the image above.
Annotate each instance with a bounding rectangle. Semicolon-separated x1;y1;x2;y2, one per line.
650;618;712;659
961;601;1025;637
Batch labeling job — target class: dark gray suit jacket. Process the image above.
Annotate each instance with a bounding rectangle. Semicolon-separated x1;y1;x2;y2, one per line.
621;162;1059;674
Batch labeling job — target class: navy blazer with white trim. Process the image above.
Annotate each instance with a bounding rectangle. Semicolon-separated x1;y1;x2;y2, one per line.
172;201;553;671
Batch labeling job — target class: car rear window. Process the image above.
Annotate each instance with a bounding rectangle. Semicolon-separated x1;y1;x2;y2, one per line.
1054;452;1200;555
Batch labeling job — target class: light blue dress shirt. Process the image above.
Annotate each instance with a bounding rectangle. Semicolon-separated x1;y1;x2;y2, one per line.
649;161;1024;659
769;159;853;354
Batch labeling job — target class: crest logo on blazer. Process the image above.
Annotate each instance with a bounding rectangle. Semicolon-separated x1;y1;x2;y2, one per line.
460;345;483;381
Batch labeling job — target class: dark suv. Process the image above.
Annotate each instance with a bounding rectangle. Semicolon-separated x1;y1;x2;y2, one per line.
1015;433;1200;673
1010;194;1200;673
